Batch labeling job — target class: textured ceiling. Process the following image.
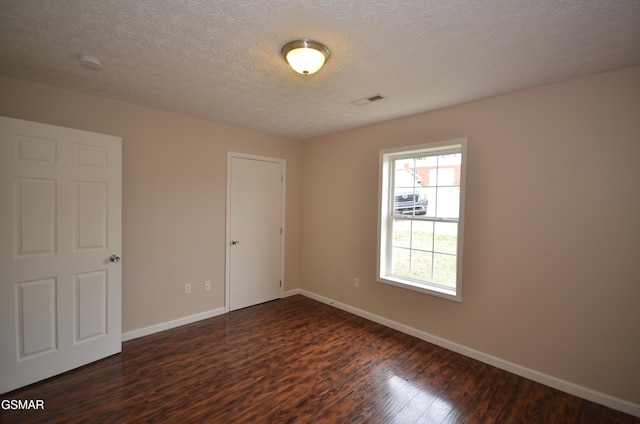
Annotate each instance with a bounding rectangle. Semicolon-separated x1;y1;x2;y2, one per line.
1;0;639;139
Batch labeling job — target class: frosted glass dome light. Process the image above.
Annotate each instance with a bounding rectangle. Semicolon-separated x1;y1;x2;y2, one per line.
281;40;331;75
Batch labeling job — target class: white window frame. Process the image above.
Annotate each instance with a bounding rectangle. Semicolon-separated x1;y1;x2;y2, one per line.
377;138;467;302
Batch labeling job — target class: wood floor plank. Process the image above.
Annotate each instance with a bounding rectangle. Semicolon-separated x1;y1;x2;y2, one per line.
1;295;637;424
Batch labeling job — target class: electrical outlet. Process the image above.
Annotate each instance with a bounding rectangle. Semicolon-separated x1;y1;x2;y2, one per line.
204;280;211;292
354;278;360;288
184;283;191;295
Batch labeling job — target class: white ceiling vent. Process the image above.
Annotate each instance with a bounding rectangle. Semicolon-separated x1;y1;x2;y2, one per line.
351;95;385;106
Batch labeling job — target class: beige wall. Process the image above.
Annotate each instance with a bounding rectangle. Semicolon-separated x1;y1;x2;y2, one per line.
2;66;639;406
0;76;303;333
301;66;640;405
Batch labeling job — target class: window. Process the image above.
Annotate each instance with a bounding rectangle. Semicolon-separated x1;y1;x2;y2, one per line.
377;139;467;301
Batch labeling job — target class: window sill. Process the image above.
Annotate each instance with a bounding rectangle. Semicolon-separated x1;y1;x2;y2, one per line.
377;275;461;302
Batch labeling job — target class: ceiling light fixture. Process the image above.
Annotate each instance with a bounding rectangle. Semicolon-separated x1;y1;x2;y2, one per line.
281;40;330;75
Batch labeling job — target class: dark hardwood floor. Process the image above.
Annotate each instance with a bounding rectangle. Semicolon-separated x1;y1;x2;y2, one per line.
1;295;637;423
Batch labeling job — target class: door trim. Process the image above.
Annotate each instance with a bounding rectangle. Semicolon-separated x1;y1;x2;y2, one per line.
225;152;285;312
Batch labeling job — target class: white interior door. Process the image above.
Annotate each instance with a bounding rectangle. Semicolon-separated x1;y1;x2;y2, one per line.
227;153;284;311
0;116;122;394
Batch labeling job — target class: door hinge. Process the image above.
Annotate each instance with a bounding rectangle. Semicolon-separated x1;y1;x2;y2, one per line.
281;174;284;182
279;280;282;287
280;228;283;235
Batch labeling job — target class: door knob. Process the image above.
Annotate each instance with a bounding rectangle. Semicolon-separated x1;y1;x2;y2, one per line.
231;240;240;245
109;254;121;262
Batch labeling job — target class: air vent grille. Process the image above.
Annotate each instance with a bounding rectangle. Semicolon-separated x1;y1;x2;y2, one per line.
351;94;385;106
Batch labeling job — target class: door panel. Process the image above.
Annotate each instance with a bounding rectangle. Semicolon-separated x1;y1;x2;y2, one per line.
75;182;108;250
227;154;284;311
18;278;57;358
0;116;122;394
16;178;56;255
75;270;107;341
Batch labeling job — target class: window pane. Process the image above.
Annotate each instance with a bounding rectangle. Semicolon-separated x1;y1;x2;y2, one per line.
411;220;434;251
411;250;433;281
392;219;411;248
393;159;427;216
438;167;455;185
394;158;420;185
391;247;411;278
434;222;457;255
423;187;437;218
433;253;456;288
438;153;461;185
436;186;460;218
419;156;438;187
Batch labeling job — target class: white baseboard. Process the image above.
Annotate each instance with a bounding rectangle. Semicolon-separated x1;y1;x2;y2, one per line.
298;289;640;418
121;291;305;342
283;288;302;297
122;307;226;342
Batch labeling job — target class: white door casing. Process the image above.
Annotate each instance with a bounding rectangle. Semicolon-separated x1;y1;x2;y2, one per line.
0;117;122;394
226;153;284;311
